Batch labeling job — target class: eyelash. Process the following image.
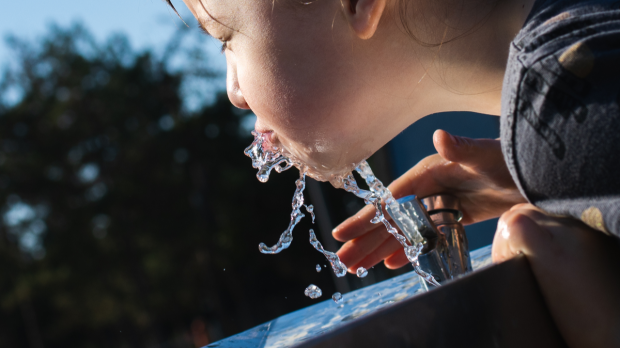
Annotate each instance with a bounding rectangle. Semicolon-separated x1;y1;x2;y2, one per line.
197;26;228;53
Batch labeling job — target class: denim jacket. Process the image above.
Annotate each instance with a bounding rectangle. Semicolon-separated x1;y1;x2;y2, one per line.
501;0;620;236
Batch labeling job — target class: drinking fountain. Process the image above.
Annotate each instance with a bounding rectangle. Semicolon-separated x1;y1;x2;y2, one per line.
386;194;472;287
205;195;567;348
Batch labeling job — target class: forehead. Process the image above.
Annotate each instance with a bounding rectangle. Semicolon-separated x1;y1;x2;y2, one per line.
183;0;285;42
182;0;227;25
182;0;262;26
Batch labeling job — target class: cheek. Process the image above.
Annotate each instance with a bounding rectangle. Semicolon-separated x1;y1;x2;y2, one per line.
229;6;380;173
238;35;357;141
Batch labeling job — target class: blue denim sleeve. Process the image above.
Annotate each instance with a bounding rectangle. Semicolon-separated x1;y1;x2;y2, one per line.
500;0;620;237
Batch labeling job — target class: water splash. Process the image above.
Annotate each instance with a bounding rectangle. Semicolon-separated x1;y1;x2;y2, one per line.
316;264;322;272
309;229;347;277
339;161;440;287
245;130;307;255
356;267;368;278
245;131;350;278
332;292;343;304
357;161;423;245
243;131;293;183
257;172;307;254
304;284;322;299
244;131;438;286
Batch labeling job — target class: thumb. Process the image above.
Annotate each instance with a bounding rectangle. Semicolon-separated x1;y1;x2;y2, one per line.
433;129;503;170
491;208;553;263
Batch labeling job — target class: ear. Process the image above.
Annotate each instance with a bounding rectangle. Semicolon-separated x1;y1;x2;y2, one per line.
342;0;387;39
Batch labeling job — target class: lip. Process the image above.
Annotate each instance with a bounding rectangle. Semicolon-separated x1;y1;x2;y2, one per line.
254;118;272;133
254;124;272;134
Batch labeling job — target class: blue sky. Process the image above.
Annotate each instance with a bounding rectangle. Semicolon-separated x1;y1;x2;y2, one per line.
0;0;227;110
0;0;223;68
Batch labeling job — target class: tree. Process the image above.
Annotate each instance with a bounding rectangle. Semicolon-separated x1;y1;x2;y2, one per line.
0;24;348;348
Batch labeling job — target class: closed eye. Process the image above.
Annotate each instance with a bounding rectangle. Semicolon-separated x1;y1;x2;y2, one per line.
197;24;227;54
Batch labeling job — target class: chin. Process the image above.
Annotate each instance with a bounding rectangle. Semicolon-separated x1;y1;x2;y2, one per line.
283;147;364;188
270;131;370;187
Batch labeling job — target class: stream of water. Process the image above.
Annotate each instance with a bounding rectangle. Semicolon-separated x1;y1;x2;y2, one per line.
244;130;440;291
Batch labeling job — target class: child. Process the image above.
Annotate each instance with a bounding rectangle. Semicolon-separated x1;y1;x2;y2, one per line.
168;0;620;346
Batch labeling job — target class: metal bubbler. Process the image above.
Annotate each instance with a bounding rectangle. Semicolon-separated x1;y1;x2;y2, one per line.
387;194;472;288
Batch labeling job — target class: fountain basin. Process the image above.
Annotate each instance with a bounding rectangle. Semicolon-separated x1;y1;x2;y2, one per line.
205;246;566;347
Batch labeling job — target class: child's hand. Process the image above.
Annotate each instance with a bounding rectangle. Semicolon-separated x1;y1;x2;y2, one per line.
493;204;620;348
333;130;526;272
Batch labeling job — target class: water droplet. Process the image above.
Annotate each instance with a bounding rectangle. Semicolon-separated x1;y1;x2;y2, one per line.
309;229;347;277
304;284;322;299
305;204;315;224
332;292;343;304
316;264;321;272
356;267;368;278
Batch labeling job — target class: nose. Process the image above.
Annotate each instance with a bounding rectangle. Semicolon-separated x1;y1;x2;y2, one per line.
226;61;250;110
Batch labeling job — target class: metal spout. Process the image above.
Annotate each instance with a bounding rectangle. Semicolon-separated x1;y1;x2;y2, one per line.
386;194;472;286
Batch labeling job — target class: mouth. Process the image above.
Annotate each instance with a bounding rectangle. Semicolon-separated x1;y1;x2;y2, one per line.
253;120;275;146
254;119;273;134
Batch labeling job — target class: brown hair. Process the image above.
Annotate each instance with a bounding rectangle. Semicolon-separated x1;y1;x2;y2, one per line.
164;0;179;15
395;0;499;47
163;0;496;47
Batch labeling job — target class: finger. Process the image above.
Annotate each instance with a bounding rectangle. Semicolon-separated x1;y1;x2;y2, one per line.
333;205;390;242
346;237;403;272
494;205;620;347
508;204;570;228
335;153;450;243
384;153;449;199
336;225;393;267
433;129;504;171
384;249;410;269
492;209;553;263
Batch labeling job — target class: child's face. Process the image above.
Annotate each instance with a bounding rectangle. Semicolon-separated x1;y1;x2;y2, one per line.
181;0;421;181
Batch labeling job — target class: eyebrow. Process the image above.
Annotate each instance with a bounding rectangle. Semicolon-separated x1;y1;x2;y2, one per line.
197;18;214;37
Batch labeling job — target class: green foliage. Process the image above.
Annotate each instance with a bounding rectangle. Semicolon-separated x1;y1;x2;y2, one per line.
0;24;338;348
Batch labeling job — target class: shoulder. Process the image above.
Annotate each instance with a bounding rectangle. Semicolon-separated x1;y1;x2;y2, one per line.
501;0;620;159
500;0;620;235
501;0;620;152
514;0;620;65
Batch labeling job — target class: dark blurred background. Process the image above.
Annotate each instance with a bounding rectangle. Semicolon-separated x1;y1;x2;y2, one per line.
0;2;499;347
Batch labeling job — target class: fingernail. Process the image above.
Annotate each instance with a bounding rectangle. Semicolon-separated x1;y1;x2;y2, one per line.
498;220;510;239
